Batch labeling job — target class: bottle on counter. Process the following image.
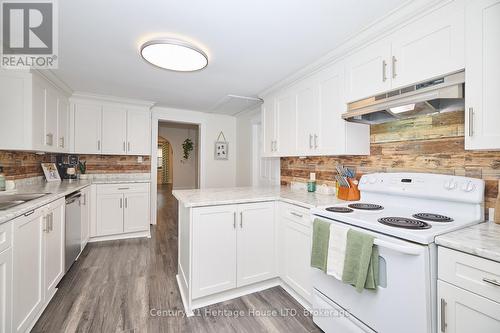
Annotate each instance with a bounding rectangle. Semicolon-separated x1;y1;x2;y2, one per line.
0;166;5;191
307;172;316;192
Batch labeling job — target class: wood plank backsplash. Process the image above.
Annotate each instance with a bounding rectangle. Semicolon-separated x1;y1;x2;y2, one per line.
0;151;150;180
281;111;500;214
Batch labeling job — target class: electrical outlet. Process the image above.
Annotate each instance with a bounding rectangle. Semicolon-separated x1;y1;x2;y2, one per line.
137;156;143;163
489;208;495;222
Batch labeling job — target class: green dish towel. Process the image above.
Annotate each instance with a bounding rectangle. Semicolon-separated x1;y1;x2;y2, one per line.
342;229;379;292
310;219;331;271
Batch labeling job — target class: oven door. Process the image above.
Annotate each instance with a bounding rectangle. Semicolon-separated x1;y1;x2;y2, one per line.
312;216;434;333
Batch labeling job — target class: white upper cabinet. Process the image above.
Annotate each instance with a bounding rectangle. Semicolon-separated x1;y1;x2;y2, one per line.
72;97;152;155
73;104;102;154
101;106;127;154
57;96;70;152
391;0;465;88
0;70;70;152
295;82;319;154
262;97;277;156
276;92;297;155
345;37;392;102
346;0;465;103
127;109;151;155
465;0;500;150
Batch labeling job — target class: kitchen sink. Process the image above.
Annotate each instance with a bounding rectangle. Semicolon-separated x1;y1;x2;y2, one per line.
0;193;50;210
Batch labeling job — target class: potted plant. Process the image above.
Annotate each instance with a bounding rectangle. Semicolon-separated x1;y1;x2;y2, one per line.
78;161;88;179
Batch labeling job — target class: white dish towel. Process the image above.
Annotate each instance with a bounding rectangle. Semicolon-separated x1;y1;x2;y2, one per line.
326;223;350;279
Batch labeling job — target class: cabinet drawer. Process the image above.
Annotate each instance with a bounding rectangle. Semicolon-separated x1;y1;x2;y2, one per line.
279;202;310;227
0;221;12;253
439;247;500;303
96;182;149;194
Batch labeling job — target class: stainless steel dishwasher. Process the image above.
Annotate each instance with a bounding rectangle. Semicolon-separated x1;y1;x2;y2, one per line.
65;191;82;272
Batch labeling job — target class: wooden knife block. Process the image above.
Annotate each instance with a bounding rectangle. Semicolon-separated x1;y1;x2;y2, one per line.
337;178;360;201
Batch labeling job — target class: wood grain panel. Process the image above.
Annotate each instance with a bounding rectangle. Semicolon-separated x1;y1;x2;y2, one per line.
281;111;500;217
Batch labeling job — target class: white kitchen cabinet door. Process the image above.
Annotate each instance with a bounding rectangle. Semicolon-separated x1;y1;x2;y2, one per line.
295;83;319;155
96;193;124;236
465;0;500;150
44;87;58;150
345;37;392;102
127;109;151;155
276;92;297;156
391;0;465;88
101;106;127;154
0;248;12;333
123;192;150;233
12;210;44;333
57;95;70;152
236;202;276;287
283;217;312;303
192;205;237;298
262;98;277;156
74;104;102;154
31;78;46;151
81;187;90;250
438;280;500;333
43;202;65;300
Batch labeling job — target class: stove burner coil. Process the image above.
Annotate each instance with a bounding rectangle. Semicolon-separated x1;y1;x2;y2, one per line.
378;217;431;229
326;207;354;213
412;213;453;222
348;203;384;211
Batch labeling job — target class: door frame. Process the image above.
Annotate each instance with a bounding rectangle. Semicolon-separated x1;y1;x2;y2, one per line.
150;110;203;225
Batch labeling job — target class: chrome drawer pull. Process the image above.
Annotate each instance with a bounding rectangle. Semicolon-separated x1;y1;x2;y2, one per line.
483;277;500;287
290;212;303;218
440;298;447;332
118;187;130;190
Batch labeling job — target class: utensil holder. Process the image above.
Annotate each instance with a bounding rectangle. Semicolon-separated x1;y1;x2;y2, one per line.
337;178;360;201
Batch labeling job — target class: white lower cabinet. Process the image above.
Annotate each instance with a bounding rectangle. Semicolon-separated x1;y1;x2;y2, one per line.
0;222;13;333
12;198;65;333
438;247;500;333
191;202;276;299
95;183;150;238
279;202;312;304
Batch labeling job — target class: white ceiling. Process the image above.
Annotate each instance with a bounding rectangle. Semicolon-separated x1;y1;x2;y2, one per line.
54;0;408;112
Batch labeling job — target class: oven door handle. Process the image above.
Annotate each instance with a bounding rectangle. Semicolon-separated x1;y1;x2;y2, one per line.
374;239;423;256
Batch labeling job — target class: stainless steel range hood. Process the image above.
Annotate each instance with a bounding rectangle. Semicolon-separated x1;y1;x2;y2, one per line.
342;71;465;125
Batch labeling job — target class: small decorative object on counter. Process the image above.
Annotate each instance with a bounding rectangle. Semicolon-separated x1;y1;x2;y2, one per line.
0;165;5;191
495;180;500;224
78;161;88;179
307;172;317;192
41;163;61;182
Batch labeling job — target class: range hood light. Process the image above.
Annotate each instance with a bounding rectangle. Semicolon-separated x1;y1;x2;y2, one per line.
390;104;416;114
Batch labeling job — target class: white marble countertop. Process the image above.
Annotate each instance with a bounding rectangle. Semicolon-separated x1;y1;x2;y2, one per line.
0;180;91;225
172;186;344;209
435;222;500;263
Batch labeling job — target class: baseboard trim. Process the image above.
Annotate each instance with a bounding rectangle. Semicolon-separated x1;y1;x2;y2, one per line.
89;230;150;243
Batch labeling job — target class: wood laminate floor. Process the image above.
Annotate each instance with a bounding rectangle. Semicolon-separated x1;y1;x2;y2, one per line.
32;184;320;333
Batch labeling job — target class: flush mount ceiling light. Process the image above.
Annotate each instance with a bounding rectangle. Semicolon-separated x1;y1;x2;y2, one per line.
140;39;208;72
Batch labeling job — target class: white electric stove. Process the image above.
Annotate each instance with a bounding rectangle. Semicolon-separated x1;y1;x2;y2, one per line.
311;172;485;333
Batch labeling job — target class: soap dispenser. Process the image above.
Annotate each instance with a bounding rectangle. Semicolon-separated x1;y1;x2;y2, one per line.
0;166;5;191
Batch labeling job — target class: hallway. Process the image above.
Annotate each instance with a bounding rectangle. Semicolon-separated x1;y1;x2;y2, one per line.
32;185;318;332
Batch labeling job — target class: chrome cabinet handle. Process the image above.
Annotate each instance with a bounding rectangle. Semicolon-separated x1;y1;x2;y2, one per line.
49;212;54;231
392;56;397;78
59;137;65;148
240;212;243;228
125;197;128;208
97;140;101;151
123;142;126;152
440;298;447;332
290;212;303;218
118;187;130;190
309;134;313;149
128;142;131;151
382;60;387;82
120;198;123;208
483;277;500;287
314;134;318;149
43;215;49;233
82;194;86;206
46;133;53;146
468;107;474;137
233;212;236;229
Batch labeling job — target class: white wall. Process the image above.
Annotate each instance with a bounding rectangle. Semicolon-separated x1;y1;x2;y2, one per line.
235;107;261;186
158;123;198;190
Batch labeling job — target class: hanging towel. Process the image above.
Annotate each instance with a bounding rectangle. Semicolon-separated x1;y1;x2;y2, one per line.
342;229;379;292
310;219;331;271
326;223;349;279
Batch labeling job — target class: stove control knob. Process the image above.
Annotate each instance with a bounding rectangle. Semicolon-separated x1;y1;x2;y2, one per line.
360;178;368;184
461;181;475;192
368;176;377;184
444;179;457;190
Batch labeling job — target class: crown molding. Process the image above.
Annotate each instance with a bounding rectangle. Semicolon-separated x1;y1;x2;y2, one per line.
258;0;446;98
70;91;156;108
33;69;74;96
